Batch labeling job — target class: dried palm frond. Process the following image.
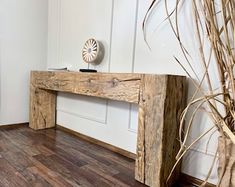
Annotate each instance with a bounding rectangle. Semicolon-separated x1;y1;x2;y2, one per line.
144;0;235;186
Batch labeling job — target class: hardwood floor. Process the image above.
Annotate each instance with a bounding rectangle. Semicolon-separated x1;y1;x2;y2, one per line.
0;125;147;187
0;124;199;187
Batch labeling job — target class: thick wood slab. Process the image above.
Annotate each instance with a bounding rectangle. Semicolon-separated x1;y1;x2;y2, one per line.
135;75;187;186
29;71;187;187
31;71;141;104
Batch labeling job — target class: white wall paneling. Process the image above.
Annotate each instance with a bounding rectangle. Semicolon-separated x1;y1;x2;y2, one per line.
109;0;138;73
182;149;218;184
48;0;114;71
134;0;187;74
48;0;139;154
109;0;140;134
57;93;108;124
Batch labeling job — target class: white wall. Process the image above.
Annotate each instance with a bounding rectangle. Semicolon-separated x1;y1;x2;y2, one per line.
48;0;139;154
0;0;48;124
48;0;218;184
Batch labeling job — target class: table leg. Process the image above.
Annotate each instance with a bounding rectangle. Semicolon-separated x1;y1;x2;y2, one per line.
29;85;56;130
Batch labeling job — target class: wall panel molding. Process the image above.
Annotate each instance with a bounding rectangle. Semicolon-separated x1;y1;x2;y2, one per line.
48;0;141;153
131;0;139;73
52;0;115;125
105;0;114;72
57;100;108;124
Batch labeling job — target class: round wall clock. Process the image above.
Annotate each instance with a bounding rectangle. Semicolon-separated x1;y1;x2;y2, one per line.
82;38;104;64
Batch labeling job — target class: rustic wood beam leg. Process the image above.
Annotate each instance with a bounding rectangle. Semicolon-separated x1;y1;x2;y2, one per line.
135;75;186;187
29;85;56;130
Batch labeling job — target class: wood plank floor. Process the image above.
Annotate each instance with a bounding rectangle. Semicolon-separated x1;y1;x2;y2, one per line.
0;125;149;187
0;125;195;187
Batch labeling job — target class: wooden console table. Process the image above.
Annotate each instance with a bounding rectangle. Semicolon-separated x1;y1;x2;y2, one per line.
29;71;186;187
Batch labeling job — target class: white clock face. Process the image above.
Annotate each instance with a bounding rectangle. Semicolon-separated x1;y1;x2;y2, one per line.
82;38;102;64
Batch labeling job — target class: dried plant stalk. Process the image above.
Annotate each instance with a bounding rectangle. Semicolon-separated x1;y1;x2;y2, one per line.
144;0;235;186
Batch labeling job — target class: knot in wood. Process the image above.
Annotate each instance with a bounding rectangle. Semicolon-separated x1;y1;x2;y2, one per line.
88;78;92;83
112;78;119;86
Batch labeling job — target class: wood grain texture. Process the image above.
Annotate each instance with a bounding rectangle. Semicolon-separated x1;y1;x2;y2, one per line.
162;76;187;187
30;75;56;130
31;71;141;104
0;124;216;187
0;124;215;187
29;71;187;186
0;125;146;187
135;75;187;187
135;74;146;183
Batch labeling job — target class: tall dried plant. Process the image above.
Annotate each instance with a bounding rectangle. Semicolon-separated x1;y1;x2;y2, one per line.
143;0;235;186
